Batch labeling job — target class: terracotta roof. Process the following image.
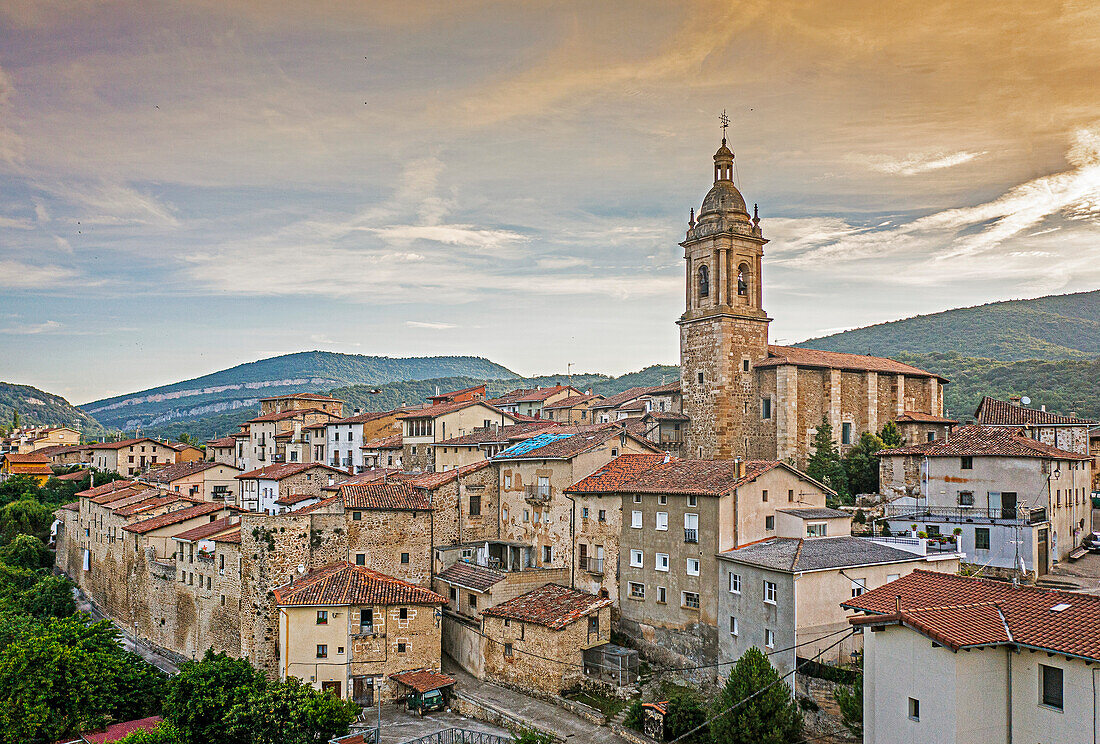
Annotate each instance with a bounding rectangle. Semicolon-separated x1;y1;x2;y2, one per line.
513;385;580;403
883;424;1090;460
389;669;456;693
591;386;666;411
275;492;322;506
294;494;344;515
566;454;676;493
330;410;398;425
487;388;538;406
172;517;240;542
2;452;49;464
540;393;602;410
76;480;135;499
406;460;493;490
494;428;657;461
55;470;89;481
248;408;330;423
124;501;227;534
82;716;164;744
111;493;189;517
894;411;958;424
482;584;611;630
430;384;487;404
142;460;235;482
2;460;54;475
341;482;433;510
60;501;80;511
565;458;781;497
34;444;91;457
236;462;344;480
975;396;1097;426
843;569;1100;660
434;422;557;447
643;701;669;716
361;434;404;450
87;437;166;450
437;561;507;592
321;468;411;490
166;442;202;452
213;530;241;544
396;400;506;420
258;392;342;402
273;562;446;607
90;484;152;505
758;345;948;381
205;436;237;448
641;411;689;422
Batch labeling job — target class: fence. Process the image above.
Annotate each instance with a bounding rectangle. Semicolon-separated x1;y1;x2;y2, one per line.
395;729;514;744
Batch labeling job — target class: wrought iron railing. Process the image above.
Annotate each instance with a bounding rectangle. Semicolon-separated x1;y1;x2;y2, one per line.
524;484;551;502
885;504;1048;525
582;557;604;574
684;528;698;543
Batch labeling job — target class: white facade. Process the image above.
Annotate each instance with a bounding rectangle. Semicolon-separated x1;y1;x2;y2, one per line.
326;421;364;473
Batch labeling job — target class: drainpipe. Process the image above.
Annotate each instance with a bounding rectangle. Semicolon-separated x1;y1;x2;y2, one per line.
564;490;577;589
1005;646;1013;744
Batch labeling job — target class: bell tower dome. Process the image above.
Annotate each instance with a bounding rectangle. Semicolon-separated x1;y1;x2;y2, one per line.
678;134;771;460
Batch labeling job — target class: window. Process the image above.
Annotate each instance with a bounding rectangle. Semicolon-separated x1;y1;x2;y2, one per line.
523;509;529;522
729;617;739;636
1040;664;1063;710
958;491;974;507
337;646;344;655
468;594;477;608
656;553;669;572
975;527;990;550
543;545;553;563
630;550;644;568
743;359;750;372
360;608;373;633
698;264;709;298
761;398;772;420
908;697;920;721
504;643;513;658
961;456;973;470
806;523;827;537
927;432;936;442
631;510;642;528
841;422;852;445
469;494;481;516
629;582;645;599
352;511;362;521
686;558;700;576
598;509;606;522
656;512;668;531
633;493;642;503
850;578;866;597
401;553;410;564
788;489;794;502
316;610;331;625
697;372;704;385
764;581;777;604
449;587;457;601
682;591;700;609
399;608;408;620
762;489;769;503
581;506;589;519
657;493;667;505
764;629;775;648
887;573;900;583
355;553;365;565
316;644;328;658
397;642;407;654
688;495;698;507
729;572;741;593
504;473;513;489
657;586;667;603
611;448;618;457
765;515;775;531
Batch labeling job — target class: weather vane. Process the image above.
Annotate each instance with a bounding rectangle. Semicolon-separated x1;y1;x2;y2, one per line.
719;110;730;141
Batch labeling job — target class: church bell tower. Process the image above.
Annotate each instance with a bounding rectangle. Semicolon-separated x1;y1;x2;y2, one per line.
678;134;771;460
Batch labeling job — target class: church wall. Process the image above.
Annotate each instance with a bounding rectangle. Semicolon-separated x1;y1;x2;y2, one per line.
905;377;929;414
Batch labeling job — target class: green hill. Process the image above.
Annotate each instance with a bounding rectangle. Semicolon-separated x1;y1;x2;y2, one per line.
797;290;1100;361
0;382;106;437
81;351;519;434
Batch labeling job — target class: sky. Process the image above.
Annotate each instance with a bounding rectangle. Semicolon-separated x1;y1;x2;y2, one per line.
2;0;1100;404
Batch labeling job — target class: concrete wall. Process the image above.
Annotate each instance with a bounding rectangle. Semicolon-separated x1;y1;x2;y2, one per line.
442;611;485;679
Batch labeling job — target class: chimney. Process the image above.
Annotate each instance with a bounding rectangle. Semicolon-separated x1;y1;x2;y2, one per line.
293;421;302;442
1041;405;1047;412
354;408;361;415
734;456;745;478
1009;395;1022;405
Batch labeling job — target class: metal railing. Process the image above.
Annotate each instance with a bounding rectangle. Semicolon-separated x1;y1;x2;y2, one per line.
383;729;514;744
524;484;551;502
582;557;604;574
885;504;1048;525
684;528;698;543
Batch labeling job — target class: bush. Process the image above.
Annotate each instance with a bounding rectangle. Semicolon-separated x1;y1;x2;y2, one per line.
710;647;802;744
623;699;644;731
833;675;863;738
663;688;707;743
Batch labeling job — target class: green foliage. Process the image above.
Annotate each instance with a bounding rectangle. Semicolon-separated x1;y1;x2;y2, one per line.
0;533;49;569
0;382;104;436
796;289;1100;361
662;688;708;743
113;722;182;744
0;498;54;544
878;420;903;448
164;650;266;744
853;509;866;525
513;729;556;744
0;562;75;619
225;676;358;744
0;617;166;744
710;647;802;744
842;432;884;497
623;699;644;731
806;418;848;499
833;675;863;738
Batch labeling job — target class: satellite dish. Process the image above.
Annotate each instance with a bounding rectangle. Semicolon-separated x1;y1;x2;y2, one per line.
1021;397;1031;406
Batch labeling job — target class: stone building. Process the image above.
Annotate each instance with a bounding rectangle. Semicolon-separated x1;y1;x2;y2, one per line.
540;393;604;424
273;562;446;701
677;139;950;466
431;422;557;471
242;409;339;472
480;583;612;696
258;392;344;417
406;459;500;545
139;460;241;502
975;396;1095;455
397;400;518;472
204;436;237;465
235;461;346;514
88;438;180;476
336;482;436;586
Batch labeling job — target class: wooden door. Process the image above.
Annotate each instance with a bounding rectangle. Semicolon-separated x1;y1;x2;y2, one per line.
353;676;374;706
1038;528;1050;575
321;680;341;697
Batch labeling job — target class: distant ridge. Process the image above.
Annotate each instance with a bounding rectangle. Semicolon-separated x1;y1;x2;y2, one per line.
0;381;105;436
81;351;518;433
796;289;1100;362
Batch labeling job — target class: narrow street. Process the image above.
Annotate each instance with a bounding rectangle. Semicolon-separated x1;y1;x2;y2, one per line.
72;588;180;676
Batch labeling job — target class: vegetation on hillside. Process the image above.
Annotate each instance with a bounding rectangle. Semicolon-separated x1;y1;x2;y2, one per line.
0;382;105;438
797;289;1100;361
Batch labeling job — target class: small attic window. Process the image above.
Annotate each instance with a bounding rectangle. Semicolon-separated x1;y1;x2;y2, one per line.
1050;603;1071;612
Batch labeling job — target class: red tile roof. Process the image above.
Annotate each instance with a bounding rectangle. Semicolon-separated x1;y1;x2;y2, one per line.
844;569;1100;660
590;386;665;410
430;384;487;404
494;428;658;461
566;454;676;493
273;562;446;607
641;411;690;422
274;492;322;506
895;411;958;424
124;501;227;534
406;460;493;490
76;479;135;499
884;424;1090;460
396;400;506;420
55;470;89;481
565;458;800;497
112;494;199;517
436;561;506;592
248;408;331;423
213;529;241;544
433;421;557;447
487;388;539;406
294;494;343;515
205;436;237;448
142;460;236;482
2;452;49;464
341;482;433;510
975;396;1097;426
482;584;611;630
90;484;153;505
361;434;404;450
542;394;602;410
60;501;80;511
236;462;344;480
513;385;580;403
321;468;412;491
82;716;164;744
171;517;240;542
88;437;167;450
758;345;948;380
389;669;456;693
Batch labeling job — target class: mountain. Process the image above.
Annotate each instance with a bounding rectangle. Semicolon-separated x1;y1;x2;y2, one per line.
796;290;1100;361
81;351;518;434
0;382;106;437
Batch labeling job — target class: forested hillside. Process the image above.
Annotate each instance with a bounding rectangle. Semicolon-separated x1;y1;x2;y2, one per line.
798;290;1100;361
0;382;105;437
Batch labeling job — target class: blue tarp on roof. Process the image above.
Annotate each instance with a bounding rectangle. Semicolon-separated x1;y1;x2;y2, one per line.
493;432;575;459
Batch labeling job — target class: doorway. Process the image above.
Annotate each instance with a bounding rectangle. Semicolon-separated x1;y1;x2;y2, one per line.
321;680;342;697
1037;528;1049;576
353;676;374;706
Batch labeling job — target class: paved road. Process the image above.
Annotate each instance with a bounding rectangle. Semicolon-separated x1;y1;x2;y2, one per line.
443;656;629;743
376;704;511;744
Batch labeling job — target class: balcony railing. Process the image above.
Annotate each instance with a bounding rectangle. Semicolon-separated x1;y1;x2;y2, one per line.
582;557;604;574
684;528;698;543
885;504;1048;525
524;484;551;503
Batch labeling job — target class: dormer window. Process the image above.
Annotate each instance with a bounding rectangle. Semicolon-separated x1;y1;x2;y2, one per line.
698;265;710;298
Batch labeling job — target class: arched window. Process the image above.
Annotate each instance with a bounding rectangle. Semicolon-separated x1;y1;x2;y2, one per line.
698;265;710;298
737;266;748;296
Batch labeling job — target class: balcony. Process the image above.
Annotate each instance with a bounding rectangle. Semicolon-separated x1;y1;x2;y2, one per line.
582;557;604;575
885;504;1049;525
684;528;698;543
524;484;551;504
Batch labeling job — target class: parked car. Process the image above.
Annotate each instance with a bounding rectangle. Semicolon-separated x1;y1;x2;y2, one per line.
1082;532;1100;553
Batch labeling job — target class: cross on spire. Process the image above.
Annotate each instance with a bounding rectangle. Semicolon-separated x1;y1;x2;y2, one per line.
719;110;730;143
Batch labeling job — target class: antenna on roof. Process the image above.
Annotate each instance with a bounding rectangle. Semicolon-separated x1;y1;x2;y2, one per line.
1021;396;1031;406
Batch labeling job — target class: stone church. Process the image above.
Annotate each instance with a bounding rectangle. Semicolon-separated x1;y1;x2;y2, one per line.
678;138;953;466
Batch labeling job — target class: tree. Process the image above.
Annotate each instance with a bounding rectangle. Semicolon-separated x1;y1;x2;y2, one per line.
879;420;903;448
663;688;708;743
623;699;644;731
11;410;18;429
806;418;848;500
513;730;556;744
113;722;182;743
0;498;53;544
842;432;884;496
710;647;802;744
0;533;49;569
225;677;358;744
163;650;266;744
833;675;863;738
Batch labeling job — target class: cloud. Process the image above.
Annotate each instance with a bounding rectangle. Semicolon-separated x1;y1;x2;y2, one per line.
0;215;34;229
41;181;179;227
0;65;22;166
856;150;987;176
0;260;79;288
406;320;458;330
0;319;63;334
